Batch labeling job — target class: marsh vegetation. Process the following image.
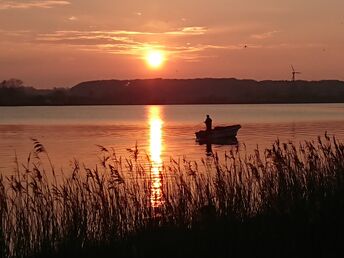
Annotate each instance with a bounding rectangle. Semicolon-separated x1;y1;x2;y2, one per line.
0;135;343;257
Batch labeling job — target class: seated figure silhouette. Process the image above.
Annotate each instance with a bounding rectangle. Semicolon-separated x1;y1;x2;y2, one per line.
204;115;212;132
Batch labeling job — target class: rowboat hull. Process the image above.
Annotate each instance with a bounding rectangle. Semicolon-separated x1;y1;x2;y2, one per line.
195;124;241;144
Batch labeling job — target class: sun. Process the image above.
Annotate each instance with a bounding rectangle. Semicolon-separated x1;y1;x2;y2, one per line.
146;50;165;69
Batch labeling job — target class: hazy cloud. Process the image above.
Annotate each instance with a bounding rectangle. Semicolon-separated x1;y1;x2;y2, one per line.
2;27;321;62
0;0;70;10
34;29;247;62
165;27;207;35
0;29;33;43
251;30;279;40
33;27;234;61
68;16;77;21
36;27;207;41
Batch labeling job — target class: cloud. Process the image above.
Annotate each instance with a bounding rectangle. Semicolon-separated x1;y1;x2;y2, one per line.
0;29;33;43
86;43;217;62
33;28;223;61
32;27;272;62
2;26;323;62
35;31;140;44
36;27;207;41
0;0;70;10
0;29;31;35
7;26;317;63
68;16;77;21
165;27;207;35
251;30;279;40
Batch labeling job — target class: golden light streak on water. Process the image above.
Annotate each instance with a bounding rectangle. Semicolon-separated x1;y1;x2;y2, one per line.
148;106;163;208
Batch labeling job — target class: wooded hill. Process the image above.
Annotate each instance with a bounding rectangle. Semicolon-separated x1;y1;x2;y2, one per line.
1;78;344;105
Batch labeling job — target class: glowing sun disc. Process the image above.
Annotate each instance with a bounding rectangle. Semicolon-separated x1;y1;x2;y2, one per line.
146;50;164;69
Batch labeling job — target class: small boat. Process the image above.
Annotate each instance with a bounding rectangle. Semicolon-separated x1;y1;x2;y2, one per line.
195;124;241;143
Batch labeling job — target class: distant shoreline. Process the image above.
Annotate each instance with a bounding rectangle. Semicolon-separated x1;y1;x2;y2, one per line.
1;101;344;107
1;78;344;106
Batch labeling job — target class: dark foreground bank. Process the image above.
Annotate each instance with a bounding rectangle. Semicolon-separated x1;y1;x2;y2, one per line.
1;136;344;258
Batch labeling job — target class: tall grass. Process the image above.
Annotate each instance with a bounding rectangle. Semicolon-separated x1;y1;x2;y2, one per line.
0;135;344;258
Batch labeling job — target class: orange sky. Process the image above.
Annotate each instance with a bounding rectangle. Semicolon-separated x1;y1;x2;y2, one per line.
0;0;343;88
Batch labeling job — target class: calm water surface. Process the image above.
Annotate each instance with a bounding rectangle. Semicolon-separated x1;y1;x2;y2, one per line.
1;104;344;175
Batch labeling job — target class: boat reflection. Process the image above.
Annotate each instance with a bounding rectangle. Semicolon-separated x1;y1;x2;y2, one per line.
197;137;239;156
148;106;163;208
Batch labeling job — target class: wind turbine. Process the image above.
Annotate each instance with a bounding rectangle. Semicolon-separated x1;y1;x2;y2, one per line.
291;65;301;81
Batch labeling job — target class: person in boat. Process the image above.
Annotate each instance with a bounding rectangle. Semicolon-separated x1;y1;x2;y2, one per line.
204;115;212;132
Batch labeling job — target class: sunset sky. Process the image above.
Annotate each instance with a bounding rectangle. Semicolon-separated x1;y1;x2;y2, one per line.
0;0;343;88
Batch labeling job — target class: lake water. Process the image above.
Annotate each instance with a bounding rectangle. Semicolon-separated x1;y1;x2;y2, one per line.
1;104;344;175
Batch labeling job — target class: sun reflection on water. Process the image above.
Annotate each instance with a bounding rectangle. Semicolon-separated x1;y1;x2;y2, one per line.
148;106;163;208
